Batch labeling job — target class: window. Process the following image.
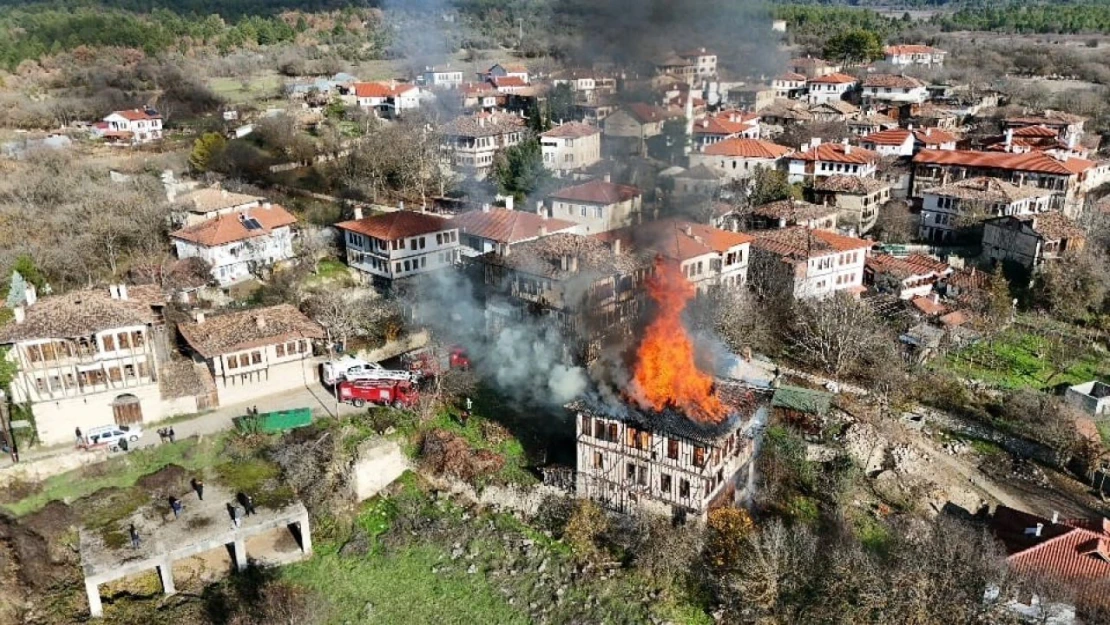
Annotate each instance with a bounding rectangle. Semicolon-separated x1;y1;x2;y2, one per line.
436;233;443;245
581;414;592;435
608;423;618;442
404;260;411;272
679;479;690;498
667;438;679;459
227;355;239;370
108;367;122;382
395;262;402;274
124;364;136;379
102;335;115;351
421;256;427;268
131;331;144;348
626;463;636;481
693;446;706;467
118;333;130;349
593;452;604;469
276;343;286;358
297;340;307;354
580;205;587;217
251;351;262;365
660;473;672;494
594;420;606;440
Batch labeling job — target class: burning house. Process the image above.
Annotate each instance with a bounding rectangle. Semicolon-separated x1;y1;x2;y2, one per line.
571;261;767;520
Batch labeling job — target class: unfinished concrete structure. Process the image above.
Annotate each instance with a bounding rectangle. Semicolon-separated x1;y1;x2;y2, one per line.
571;382;766;521
80;499;311;618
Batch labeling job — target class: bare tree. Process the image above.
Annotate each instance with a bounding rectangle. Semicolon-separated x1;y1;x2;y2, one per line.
303;290;361;354
788;292;890;380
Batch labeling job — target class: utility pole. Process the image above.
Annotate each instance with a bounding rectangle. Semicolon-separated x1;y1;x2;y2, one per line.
517;18;523;49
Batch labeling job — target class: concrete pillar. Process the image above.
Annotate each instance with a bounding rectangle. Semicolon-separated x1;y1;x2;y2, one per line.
232;539;247;571
297;517;312;555
86;578;103;618
157;560;176;596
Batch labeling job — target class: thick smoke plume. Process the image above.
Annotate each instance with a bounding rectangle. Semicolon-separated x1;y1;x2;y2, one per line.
412;269;587;406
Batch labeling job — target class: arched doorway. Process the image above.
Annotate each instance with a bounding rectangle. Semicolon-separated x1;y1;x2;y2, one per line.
112;394;143;426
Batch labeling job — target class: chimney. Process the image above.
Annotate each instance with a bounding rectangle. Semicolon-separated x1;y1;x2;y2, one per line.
255;315;267;330
118;284;128;301
24;283;36;307
399;200;405;211
907;123;914;131
925;128;932;137
1035;523;1044;537
108;285;119;300
263;201;272;209
1052;511;1059;524
845;144;852;155
478;116;486;128
561;255;569;271
603;173;611;183
684;225;694;237
194;311;205;324
354;206;364;220
538;224;548;237
536;201;544;215
1005;128;1014;148
801;142;810;153
1103;518;1110;535
13;306;24;324
482;203;491;213
931;293;940;305
569;256;579;273
612;238;621;256
221;189;229;198
812;137;822;147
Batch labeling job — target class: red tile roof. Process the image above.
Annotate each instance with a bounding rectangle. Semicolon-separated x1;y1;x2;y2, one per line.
624;103;683;125
703;138;792;159
793;142;879;165
540;122;600;139
753;227;870;262
492;75;528;88
335;211;453;241
808;72;858;85
547;179;641;205
866;253;950;280
595;219;752;263
452;208;577;244
775;72;807;82
862;128;912;146
170;205;297;247
353;81;417;98
814;175;889;195
911;295;948;316
1012;125;1059;138
178;304;325;359
111;108;161;121
692;112;756;136
913;149;1095;176
913;127;957;145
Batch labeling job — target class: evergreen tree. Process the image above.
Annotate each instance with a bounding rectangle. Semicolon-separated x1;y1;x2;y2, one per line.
189;132;228;172
493;138;548;202
6;272;26;309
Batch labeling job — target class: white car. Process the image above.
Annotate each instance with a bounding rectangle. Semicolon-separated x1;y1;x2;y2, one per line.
322;356;415;386
84;424;142;450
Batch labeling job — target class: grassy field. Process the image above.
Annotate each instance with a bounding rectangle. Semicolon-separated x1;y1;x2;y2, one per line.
939;326;1110;390
207;72;283;105
1;437;222;517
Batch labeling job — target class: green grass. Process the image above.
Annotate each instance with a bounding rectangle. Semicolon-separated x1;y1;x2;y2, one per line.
2;437;221;517
213;456;295;509
206;72;282;105
1098;420;1110;446
939;327;1110;390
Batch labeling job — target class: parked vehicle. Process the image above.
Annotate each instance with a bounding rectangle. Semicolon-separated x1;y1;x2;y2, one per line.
81;424;142;451
322;355;415;385
338;379;419;408
404;346;472;379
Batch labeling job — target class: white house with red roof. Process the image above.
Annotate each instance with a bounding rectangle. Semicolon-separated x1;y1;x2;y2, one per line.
917;177;1056;243
335;209;461;287
806;73;858;104
787;139;880;183
479;63;529;84
170;201;298;286
691;110;760;150
861;128;916;157
453;206;579;256
750;227;871;299
864;253;952;299
489;75;528;94
772;72;807;98
596;218;754;291
100;108;163;144
883;44;947;67
540;122;601;172
544;178;642;234
861;74;929;105
353;81;422;117
689;138;793;182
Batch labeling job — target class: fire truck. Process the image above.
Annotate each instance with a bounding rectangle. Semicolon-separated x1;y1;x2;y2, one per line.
404;346;471;380
337;379;419;408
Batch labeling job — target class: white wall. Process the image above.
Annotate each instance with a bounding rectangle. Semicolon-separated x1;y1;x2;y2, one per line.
174;227;294;287
796;250;867;298
344;228;461;281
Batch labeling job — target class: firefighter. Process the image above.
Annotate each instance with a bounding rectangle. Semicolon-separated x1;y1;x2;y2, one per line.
460;396;472;427
129;524;141;549
169;497;183;519
191;478;204;501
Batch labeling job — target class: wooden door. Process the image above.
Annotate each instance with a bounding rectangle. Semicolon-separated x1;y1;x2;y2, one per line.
112;395;143;425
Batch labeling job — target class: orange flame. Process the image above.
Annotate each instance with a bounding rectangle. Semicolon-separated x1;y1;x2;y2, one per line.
630;259;726;423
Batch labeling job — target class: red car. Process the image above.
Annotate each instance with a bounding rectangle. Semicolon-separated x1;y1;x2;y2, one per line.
337;380;419;408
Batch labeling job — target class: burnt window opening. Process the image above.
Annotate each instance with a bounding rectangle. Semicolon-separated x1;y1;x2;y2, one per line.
667;438;679;460
679;478;690;499
661;473;672;494
626;462;636;481
693;446;706;468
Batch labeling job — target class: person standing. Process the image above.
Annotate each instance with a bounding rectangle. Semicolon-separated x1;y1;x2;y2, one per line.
75;427;83;444
191;478;204;501
227;503;241;529
170;497;183;519
244;494;256;517
129;524;141;549
168;427;176;443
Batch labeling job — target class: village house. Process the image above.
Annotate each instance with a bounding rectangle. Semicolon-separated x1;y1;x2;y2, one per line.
655;48;717;84
691;110;761;150
727;84;777;112
670;165;725;198
859;127;957;158
473;233;653;363
285;72;358;100
789;56;842;79
806;73;858;104
99;109;163;145
551;70;618;101
808;100;859;123
441;112;527;176
178;305;325;407
543;178;642;234
918;177;1056;243
884;44;947;67
336;209;461;288
0;284;200;445
787;139;880;183
758;99;814;128
421;65;464;88
571;386;762;520
911;150;1095;218
540;122;602;172
990;506;1110;620
749;199;839;232
603;103;683;156
172;187;265;226
489;75;528;95
981;212;1086;271
170;202;297;287
749;227;871;299
864;253;952;299
453;206;579;256
595;219;754;292
860;74;929;106
848;113;899;136
1003;111;1087;146
813;175;891;234
689;138;793;183
479;63;529;84
352;81;422;117
459;82;501;111
772;72;807;99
